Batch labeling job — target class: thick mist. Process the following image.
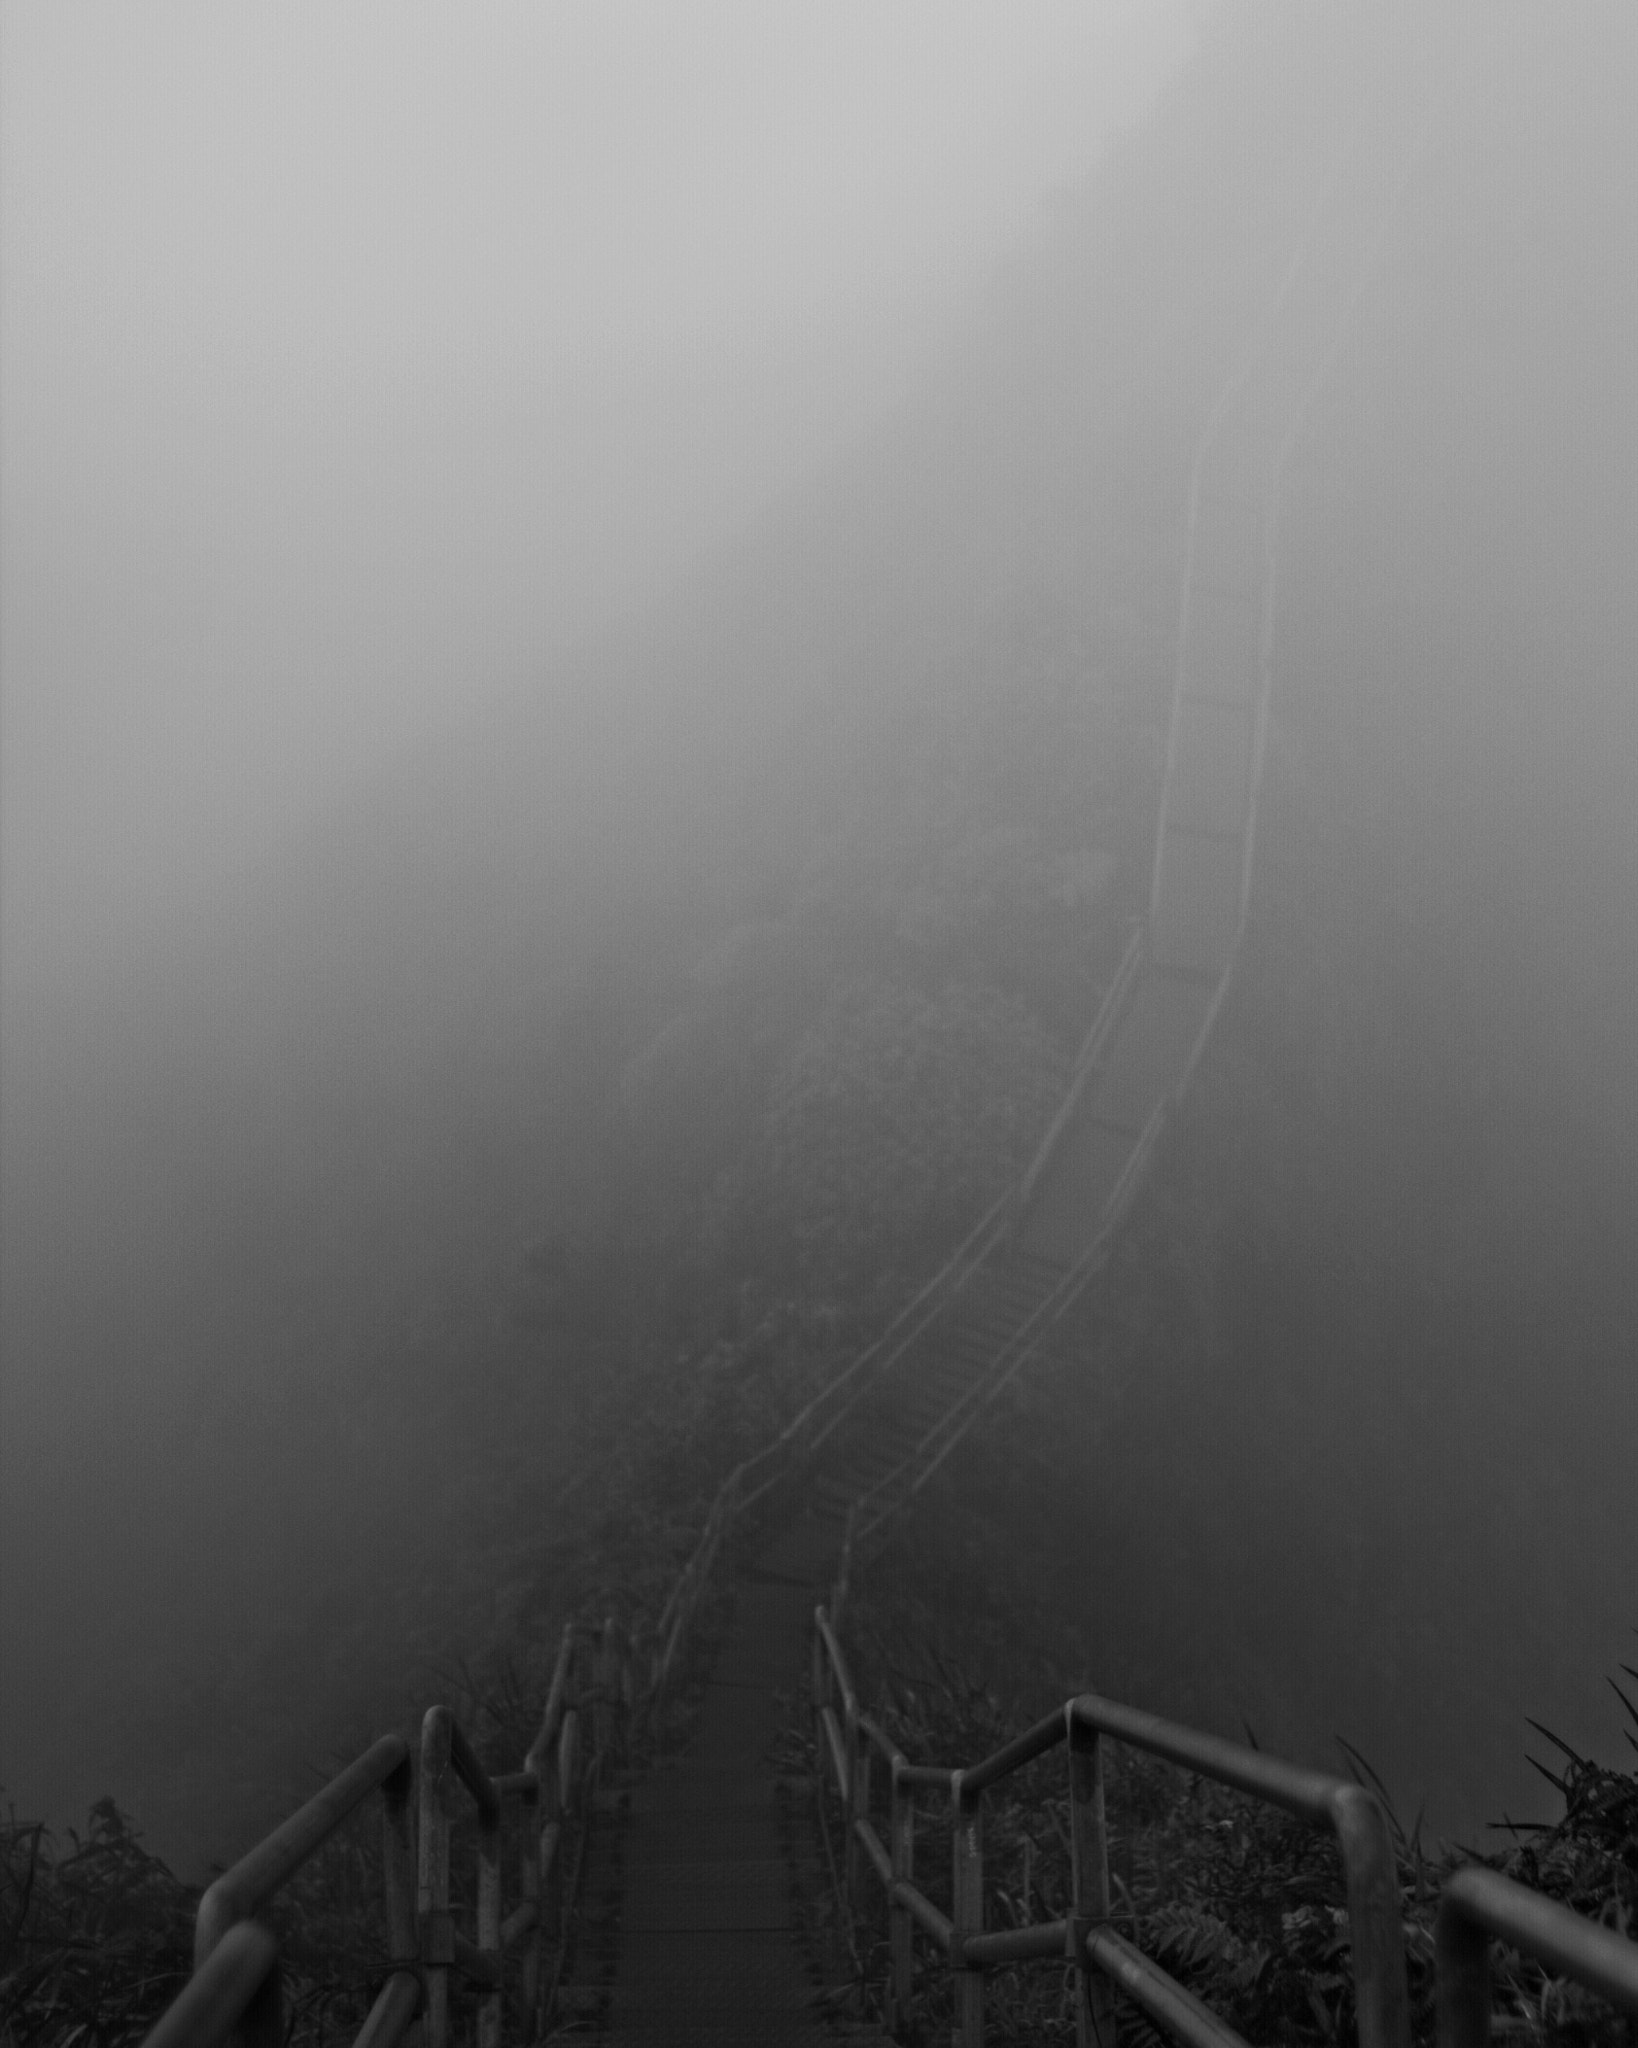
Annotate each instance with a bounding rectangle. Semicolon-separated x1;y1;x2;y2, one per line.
6;3;1638;1875
0;4;1196;1865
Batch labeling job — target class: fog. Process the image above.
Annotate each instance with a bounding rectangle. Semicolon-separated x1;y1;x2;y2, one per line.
1;3;1197;1862
5;3;1638;1872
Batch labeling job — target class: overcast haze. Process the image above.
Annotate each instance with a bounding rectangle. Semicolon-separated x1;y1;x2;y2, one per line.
7;1;1638;1894
1;4;1202;1855
2;1;1194;924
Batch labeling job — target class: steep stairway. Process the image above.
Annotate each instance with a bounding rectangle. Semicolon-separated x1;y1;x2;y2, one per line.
573;42;1429;2047
589;1527;891;2046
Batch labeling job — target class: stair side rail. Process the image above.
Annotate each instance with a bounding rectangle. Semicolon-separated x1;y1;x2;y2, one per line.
812;1604;1411;2048
146;1735;418;2048
419;1706;505;2048
1436;1867;1638;2048
853;1095;1167;1552
636;1183;1019;1720
1013;919;1147;1218
848;60;1442;1577
142;1618;628;2048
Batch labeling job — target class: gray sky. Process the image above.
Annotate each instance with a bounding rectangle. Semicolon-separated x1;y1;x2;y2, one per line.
1;2;1199;964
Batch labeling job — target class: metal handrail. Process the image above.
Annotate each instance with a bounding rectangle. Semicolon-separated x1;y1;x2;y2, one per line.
824;1626;1638;2048
639;1179;1019;1717
143;1924;282;2048
143;1620;627;2048
1013;919;1147;1215
166;1735;418;2048
1436;1866;1638;2048
827;12;1441;1597
420;1706;504;2048
811;1602;1411;2048
851;1157;1146;1549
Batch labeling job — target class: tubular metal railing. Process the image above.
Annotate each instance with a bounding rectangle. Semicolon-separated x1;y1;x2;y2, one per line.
809;41;1442;1592
850;1094;1165;1550
142;1618;627;2048
636;1179;1020;1721
811;1598;1410;2048
1436;1867;1638;2048
814;1606;1638;2048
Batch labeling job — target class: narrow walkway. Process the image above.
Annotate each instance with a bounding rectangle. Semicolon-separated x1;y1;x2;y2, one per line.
599;1510;884;2046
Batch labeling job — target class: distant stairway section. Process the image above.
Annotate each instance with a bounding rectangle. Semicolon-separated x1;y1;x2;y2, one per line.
1014;59;1421;1278
791;58;1432;1543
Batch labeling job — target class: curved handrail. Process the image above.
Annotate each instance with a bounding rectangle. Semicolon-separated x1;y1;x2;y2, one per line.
851;1105;1161;1548
811;1602;1411;2048
194;1735;412;1965
145;1621;625;2048
142;1923;282;2048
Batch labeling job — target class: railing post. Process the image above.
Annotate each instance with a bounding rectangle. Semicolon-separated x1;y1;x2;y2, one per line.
1068;1709;1115;2048
534;1713;566;2044
418;1711;454;2048
381;1754;417;1970
1331;1785;1414;2048
516;1776;542;2033
847;1729;872;1905
1435;1886;1492;2048
951;1768;984;2048
890;1758;915;2037
477;1784;502;2048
